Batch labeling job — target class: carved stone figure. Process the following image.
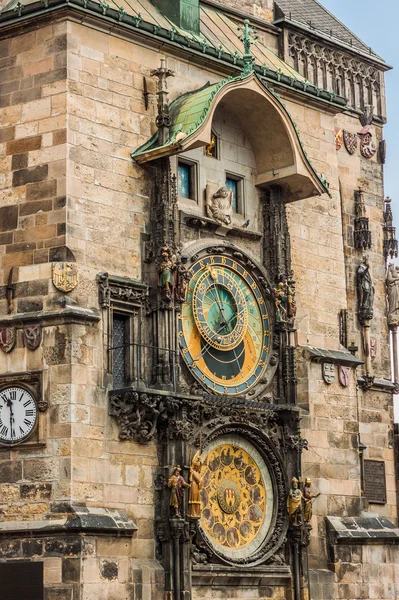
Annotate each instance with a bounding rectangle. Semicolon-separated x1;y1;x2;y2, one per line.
158;247;176;302
303;478;320;523
387;263;399;327
287;477;302;526
187;451;202;518
357;255;374;324
175;255;191;303
274;281;287;323
206;185;232;226
287;275;297;320
168;466;190;517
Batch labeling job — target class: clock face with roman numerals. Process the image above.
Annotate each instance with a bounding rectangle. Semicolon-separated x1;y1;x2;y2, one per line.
179;254;271;396
0;387;37;443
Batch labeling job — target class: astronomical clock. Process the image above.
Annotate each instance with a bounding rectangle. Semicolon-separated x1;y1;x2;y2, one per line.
179;249;274;397
198;435;276;564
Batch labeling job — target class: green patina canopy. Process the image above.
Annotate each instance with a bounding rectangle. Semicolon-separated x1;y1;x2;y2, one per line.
132;72;330;197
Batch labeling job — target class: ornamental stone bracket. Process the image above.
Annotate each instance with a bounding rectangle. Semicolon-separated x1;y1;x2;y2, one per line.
108;387;307;453
97;273;148;309
181;211;262;241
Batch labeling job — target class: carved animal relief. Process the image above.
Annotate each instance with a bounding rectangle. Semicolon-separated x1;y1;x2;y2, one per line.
206;184;233;226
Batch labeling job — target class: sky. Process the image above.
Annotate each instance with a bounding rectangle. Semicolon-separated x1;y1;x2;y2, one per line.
320;1;399;421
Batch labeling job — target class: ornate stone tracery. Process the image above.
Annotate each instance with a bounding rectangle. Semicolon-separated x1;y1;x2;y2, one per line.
287;31;383;117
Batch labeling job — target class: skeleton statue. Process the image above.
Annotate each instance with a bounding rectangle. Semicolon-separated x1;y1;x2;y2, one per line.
206;185;233;226
387;263;399;327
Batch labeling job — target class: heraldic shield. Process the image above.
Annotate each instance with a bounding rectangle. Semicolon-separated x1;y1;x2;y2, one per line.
52;262;79;292
0;328;16;353
343;131;358;155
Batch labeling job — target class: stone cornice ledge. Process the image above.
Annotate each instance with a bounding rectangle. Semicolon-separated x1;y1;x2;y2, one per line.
192;564;291;586
356;375;396;392
300;345;363;367
326;516;399;545
0;505;137;537
0;306;100;328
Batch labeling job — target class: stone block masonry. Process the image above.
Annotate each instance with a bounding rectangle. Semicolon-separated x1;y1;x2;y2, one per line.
0;23;67;285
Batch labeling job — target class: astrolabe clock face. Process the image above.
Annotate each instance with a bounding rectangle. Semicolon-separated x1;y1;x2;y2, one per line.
0;387;37;444
200;436;274;561
179;255;271;396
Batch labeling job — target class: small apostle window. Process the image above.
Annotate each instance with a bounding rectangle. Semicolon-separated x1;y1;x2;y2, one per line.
225;174;243;214
112;313;128;388
205;131;218;158
178;160;197;200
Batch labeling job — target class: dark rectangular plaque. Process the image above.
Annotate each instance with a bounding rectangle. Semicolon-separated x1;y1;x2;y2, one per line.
0;561;43;600
363;459;387;504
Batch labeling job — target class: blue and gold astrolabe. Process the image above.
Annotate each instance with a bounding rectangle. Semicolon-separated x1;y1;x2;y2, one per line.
179;255;271;396
192;267;248;351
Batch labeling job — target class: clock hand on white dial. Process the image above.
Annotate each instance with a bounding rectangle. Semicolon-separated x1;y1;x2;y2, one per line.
6;397;14;438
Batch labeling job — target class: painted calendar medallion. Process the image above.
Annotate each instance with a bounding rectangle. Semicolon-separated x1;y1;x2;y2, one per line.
199;436;274;561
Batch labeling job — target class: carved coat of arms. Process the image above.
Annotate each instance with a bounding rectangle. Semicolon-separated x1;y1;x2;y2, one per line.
322;362;335;384
358;125;377;159
23;325;42;351
52;262;79;292
338;366;351;387
0;327;16;353
334;127;343;151
343;130;358;155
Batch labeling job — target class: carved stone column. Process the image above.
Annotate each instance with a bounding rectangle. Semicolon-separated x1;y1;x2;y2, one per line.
144;157;181;390
262;185;296;404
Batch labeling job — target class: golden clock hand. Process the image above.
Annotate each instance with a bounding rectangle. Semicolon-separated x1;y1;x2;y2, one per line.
192;311;243;362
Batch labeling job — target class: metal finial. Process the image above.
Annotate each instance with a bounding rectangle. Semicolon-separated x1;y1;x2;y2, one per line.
238;19;258;76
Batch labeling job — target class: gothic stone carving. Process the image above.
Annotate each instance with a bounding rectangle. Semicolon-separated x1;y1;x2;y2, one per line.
383;197;398;259
98;273;148;309
145;158;180;263
354;189;371;250
23;325;42;351
287;31;382;117
357;255;375;324
205;184;233;226
387;263;399;328
109;390;168;442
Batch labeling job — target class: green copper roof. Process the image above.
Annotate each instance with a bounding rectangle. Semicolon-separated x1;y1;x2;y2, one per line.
0;0;346;110
132;73;330;196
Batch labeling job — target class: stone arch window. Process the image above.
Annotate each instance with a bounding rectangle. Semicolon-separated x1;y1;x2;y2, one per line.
355;73;364;110
347;73;356;108
372;80;381;116
285;31;384;118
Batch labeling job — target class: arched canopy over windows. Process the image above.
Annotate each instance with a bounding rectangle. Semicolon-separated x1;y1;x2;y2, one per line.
132;73;330;201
